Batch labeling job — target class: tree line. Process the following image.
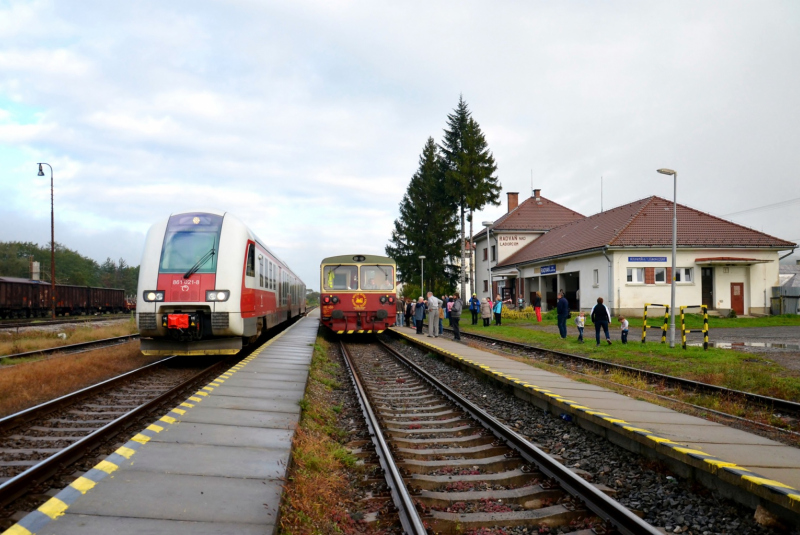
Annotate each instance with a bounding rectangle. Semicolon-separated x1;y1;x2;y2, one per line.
386;96;501;297
0;241;140;296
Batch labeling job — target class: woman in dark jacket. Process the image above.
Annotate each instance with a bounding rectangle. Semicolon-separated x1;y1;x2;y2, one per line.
590;297;612;346
414;297;426;334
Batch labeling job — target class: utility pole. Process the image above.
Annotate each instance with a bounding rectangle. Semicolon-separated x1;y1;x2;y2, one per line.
38;163;56;319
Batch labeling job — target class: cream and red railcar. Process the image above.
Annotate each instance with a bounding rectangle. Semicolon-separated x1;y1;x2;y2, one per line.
319;254;396;334
136;210;306;356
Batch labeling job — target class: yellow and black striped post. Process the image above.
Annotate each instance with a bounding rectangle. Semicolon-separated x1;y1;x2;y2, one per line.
702;304;709;350
642;304;649;343
680;306;687;349
661;305;669;344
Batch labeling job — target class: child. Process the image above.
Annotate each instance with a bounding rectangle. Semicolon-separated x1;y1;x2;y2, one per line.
574;312;585;343
619;316;629;344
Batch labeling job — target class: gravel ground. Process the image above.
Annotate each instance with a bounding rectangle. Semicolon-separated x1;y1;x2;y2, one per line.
381;335;797;535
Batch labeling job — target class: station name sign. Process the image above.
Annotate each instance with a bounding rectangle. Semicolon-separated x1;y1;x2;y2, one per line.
540;264;557;274
498;235;527;247
628;256;667;262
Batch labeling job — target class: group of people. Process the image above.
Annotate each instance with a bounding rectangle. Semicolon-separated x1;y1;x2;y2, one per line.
555;293;629;346
400;292;465;341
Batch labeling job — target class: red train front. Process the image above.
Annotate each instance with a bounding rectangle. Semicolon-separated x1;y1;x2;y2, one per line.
319;254;397;334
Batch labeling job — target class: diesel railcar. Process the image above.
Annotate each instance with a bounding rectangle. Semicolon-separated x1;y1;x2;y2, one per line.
0;277;128;318
136;210;306;356
319;254;396;334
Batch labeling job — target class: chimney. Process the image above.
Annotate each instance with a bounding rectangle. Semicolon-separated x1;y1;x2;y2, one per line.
533;188;541;201
507;192;519;213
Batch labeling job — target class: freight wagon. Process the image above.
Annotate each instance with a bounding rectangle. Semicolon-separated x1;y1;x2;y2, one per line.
0;277;129;319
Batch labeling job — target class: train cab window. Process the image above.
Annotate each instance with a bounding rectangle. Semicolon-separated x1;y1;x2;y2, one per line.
159;212;222;274
246;244;255;278
360;265;394;290
323;265;359;290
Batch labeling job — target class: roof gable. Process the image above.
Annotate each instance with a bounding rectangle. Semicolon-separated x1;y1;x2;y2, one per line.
474;195;584;239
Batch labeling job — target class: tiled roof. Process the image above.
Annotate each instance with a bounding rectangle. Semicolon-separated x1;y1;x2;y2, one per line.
694;257;759;262
498;196;797;267
473;195;584;239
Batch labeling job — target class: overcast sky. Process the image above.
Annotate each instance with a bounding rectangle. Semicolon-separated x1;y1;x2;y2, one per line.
1;1;798;289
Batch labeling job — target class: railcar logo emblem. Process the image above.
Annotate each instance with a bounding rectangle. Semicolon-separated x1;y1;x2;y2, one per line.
352;293;367;309
181;285;189;292
192;217;200;224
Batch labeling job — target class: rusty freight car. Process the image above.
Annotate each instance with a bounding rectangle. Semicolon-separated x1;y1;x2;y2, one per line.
0;277;126;319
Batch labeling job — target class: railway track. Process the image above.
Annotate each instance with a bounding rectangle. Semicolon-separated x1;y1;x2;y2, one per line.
1;335;140;362
0;352;238;521
341;340;659;535
0;315;131;331
442;327;800;423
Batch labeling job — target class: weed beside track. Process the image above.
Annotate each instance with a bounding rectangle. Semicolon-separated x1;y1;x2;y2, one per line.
0;318;137;357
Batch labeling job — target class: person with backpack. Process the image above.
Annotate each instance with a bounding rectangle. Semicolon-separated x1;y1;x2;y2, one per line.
469;293;480;325
591;297;612;346
451;292;463;341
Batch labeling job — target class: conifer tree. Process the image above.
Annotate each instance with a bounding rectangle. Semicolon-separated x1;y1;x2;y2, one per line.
440;96;501;298
386;137;459;295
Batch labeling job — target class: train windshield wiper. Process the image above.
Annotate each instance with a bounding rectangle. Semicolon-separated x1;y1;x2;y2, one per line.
184;248;215;279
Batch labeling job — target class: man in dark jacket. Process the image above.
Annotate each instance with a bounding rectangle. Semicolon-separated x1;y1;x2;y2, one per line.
556;292;570;339
451;292;463;341
468;294;480;325
591;297;612;346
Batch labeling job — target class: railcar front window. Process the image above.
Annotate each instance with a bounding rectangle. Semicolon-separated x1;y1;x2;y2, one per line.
159;213;223;274
361;265;394;290
323;265;359;290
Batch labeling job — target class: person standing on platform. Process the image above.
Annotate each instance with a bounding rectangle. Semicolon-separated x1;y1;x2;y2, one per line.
575;312;585;343
591;297;612;346
414;297;425;334
533;291;542;322
426;291;441;338
451;292;463;341
439;296;446;335
469;294;480;325
619;316;629;344
493;295;503;326
405;298;413;328
396;297;404;326
446;296;454;327
481;297;491;326
556;291;569;339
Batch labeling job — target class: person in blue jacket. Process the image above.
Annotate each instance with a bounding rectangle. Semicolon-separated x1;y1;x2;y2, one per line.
468;293;480;325
493;295;503;326
556;291;570;339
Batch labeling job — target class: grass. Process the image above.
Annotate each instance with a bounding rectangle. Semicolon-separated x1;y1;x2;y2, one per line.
0;342;164;417
279;336;363;535
501;307;800;329
460;320;800;404
0;317;137;357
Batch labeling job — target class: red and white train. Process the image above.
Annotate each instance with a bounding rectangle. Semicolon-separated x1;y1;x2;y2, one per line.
136;210;306;356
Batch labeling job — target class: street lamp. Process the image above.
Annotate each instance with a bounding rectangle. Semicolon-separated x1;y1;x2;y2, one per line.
38;163;56;320
482;221;493;300
418;255;426;296
657;168;678;348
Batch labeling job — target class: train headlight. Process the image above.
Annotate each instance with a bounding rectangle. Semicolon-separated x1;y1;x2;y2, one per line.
206;290;230;302
331;296;339;304
379;296;387;304
143;291;165;302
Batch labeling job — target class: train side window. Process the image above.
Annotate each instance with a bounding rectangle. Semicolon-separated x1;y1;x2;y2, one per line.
259;256;264;287
246;244;255;278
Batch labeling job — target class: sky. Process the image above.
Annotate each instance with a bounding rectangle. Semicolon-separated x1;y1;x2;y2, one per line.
1;0;799;290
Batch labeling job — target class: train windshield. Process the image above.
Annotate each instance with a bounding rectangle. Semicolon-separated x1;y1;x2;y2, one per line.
159;213;223;274
360;265;394;290
323;265;359;290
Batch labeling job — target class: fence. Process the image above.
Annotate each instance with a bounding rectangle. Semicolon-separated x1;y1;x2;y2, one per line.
680;305;709;350
641;303;669;343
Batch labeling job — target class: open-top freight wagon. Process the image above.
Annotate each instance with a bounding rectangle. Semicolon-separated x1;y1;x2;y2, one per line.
0;277;132;319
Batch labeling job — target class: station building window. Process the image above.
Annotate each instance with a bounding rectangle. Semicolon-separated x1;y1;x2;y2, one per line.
675;268;693;282
592;269;599;286
627;268;644;283
483;248;488;261
491;246;496;262
483;280;488;292
654;268;666;283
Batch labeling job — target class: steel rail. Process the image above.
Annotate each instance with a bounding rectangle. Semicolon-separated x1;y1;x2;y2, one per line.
0;355;234;508
443;328;800;416
0;315;130;330
377;339;661;535
339;342;428;535
0;334;140;361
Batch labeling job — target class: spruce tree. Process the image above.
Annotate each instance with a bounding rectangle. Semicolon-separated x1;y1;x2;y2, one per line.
386;137;459;296
440;97;501;298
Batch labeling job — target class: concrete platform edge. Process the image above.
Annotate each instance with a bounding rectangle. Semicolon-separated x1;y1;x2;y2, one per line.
389;327;800;525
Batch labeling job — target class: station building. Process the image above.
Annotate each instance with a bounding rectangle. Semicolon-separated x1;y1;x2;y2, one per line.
475;193;796;317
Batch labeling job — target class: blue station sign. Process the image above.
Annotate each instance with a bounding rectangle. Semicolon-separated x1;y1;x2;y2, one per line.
540;264;557;274
628;256;668;262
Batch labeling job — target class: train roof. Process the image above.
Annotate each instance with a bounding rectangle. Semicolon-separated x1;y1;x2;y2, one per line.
0;277;47;284
320;254;395;265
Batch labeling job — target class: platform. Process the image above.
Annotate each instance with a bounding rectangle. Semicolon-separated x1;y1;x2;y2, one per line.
391;325;800;522
5;310;319;535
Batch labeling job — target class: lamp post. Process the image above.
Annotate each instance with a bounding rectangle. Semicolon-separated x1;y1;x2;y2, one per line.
482;221;493;300
657;168;678;348
38;163;56;320
418;255;426;297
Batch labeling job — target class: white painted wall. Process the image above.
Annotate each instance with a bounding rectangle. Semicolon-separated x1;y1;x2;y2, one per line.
475;230;543;301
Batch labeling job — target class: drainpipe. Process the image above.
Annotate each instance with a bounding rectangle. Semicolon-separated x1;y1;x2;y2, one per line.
779;248;797;261
602;246;613;314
